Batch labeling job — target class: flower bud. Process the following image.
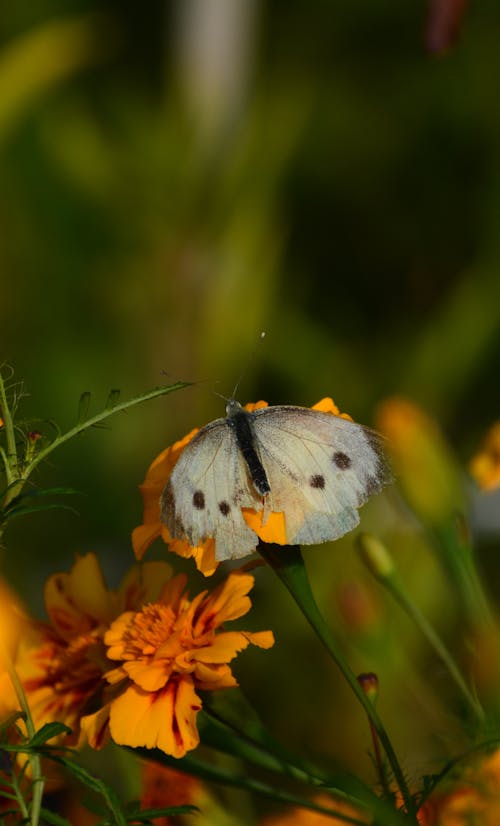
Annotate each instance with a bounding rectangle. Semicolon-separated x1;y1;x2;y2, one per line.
358;672;379;704
357;533;395;580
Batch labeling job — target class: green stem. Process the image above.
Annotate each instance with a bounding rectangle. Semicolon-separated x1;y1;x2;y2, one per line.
258;543;417;823
433;522;493;628
1;381;189;512
9;764;31;822
0;369;17;483
0;639;44;826
383;573;485;722
137;749;375;825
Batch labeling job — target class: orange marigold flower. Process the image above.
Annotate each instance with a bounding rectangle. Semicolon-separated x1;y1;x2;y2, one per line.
376;397;463;524
4;553;176;747
81;570;274;758
132;398;351;576
470;421;500;492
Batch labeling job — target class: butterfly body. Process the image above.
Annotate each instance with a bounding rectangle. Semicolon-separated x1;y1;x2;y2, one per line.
161;402;390;561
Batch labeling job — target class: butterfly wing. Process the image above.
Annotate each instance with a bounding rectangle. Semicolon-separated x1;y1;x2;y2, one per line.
161;418;262;561
252;406;389;545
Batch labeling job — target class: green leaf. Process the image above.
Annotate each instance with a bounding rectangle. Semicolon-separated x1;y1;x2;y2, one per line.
15;486;83;499
39;807;73;826
26;381;191;478
46;755;127;826
0;710;25;736
126;805;198;824
1;501;80;524
105;389;121;409
133;750;375;826
27;722;72;748
77;392;91;423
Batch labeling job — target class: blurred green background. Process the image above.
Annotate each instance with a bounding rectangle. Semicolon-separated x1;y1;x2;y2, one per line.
3;0;500;792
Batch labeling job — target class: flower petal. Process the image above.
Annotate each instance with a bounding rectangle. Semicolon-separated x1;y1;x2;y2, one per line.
80;704;111;750
45;553;111;638
109;678;201;758
242;508;287;544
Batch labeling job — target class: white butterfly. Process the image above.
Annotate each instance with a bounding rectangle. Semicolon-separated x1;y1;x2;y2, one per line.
161;399;390;562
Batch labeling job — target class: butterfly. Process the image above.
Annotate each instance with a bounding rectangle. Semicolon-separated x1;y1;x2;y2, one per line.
160;399;390;562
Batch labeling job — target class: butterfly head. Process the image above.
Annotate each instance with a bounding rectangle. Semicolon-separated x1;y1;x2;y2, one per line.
225;398;243;419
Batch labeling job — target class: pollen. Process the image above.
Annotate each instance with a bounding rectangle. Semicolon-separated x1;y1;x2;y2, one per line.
122;604;176;656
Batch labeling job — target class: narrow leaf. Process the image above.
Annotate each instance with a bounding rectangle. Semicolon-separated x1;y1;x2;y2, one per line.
77;392;91;423
39;807;73;826
0;711;25;736
127;805;198;824
2;502;80;523
15;487;83;499
27;722;72;748
46;755;127;826
134;750;372;826
105;389;121;409
26;382;191;477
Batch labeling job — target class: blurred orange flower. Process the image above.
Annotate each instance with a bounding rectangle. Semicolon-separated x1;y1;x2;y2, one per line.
81;570;274;758
376;397;463;524
469;421;500;492
418;748;500;825
4;553;176;746
261;793;369;825
132;398;351;575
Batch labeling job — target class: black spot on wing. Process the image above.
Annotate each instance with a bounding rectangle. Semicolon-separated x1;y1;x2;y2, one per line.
310;474;325;489
193;490;205;510
218;501;230;516
161;481;175;518
333;451;351;470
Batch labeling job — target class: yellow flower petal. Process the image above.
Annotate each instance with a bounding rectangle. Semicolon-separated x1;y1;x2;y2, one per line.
80;704;111;750
192;571;254;633
312;397;353;421
470;421;500;492
242;508;287;544
109;679;201;758
44;553;112;638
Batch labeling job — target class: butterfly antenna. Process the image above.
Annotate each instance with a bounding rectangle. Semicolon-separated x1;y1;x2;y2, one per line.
231;331;266;400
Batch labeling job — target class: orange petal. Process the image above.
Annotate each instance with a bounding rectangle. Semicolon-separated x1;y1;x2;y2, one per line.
123;658;173;691
192;572;254;635
189;631;254;664
244;400;268;412
44;553;111;639
131;523;161;560
117;560;174;610
109;679;201;758
312;397;353;421
81;704;111;750
242;508;287;544
194;662;237;690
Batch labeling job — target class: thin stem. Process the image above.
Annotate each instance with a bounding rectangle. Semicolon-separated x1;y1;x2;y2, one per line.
384;574;485;722
0;381;189;512
258;543;417;823
0;638;44;826
9;763;30;822
0;368;18;468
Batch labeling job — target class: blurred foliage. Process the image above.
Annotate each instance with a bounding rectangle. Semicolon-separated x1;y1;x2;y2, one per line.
3;0;500;816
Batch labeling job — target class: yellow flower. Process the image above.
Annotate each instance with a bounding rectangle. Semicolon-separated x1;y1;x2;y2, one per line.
132;398;351;575
81;570;274;758
5;553;175;747
376;397;463;524
470;421;500;492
